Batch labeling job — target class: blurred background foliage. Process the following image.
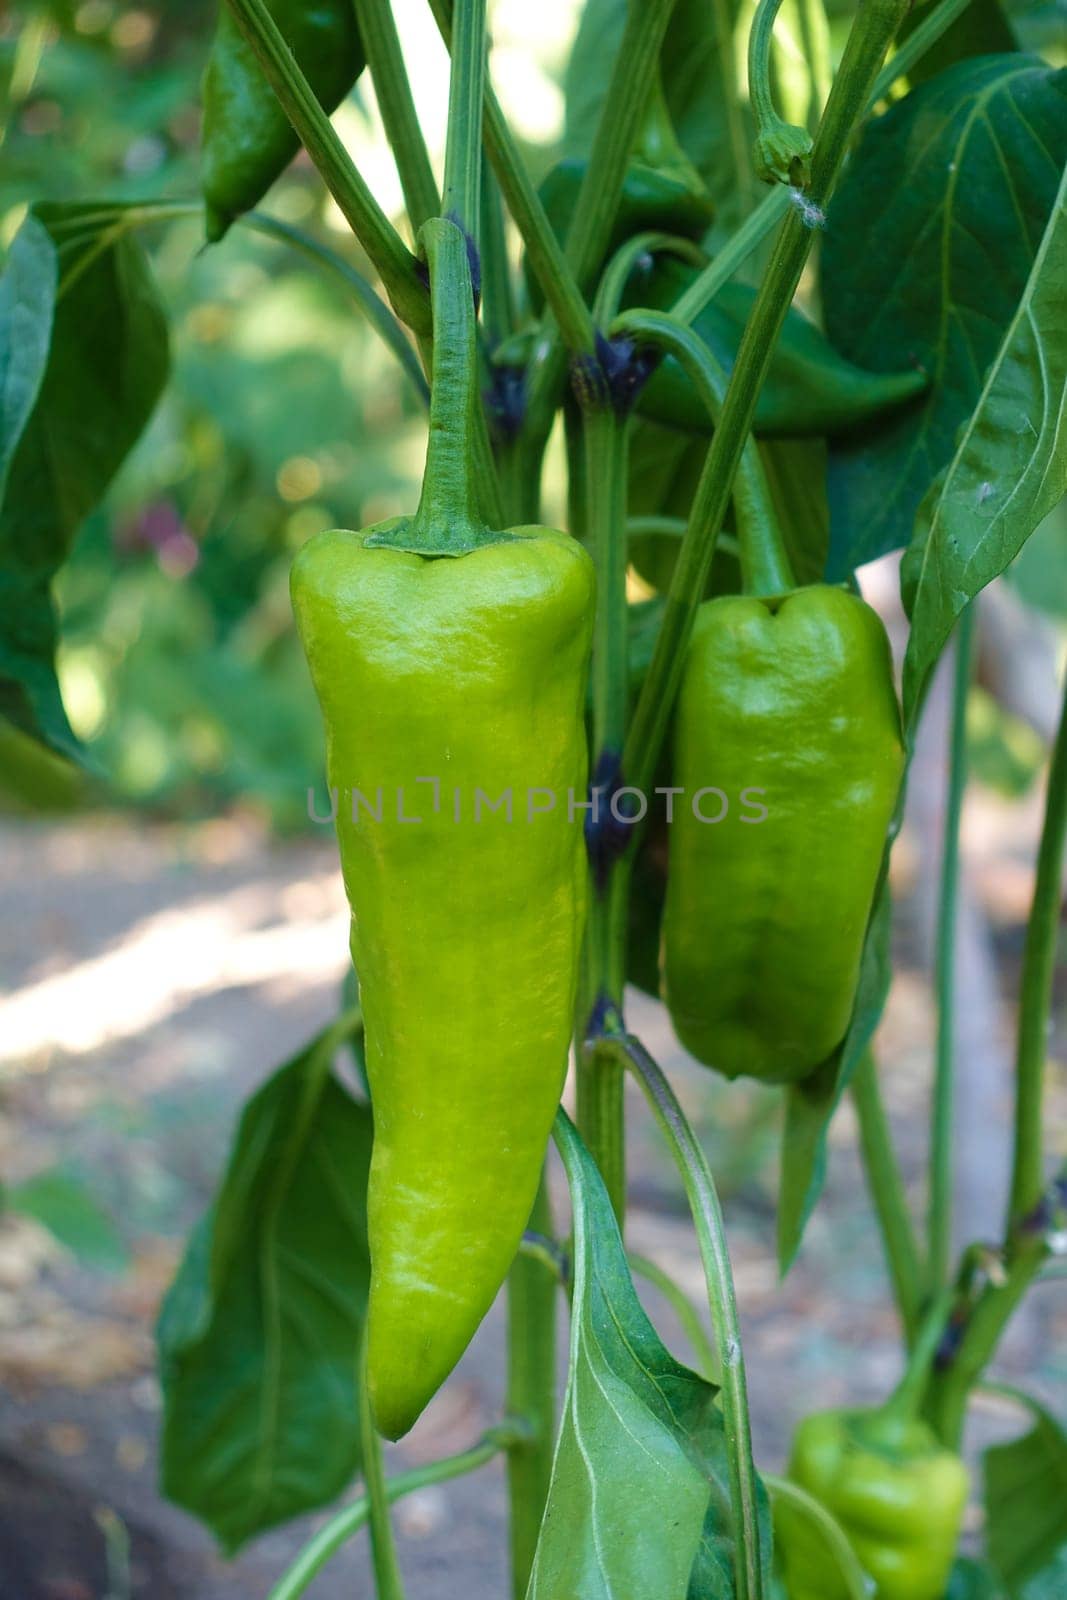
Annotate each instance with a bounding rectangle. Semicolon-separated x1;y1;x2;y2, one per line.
1;0;1064;832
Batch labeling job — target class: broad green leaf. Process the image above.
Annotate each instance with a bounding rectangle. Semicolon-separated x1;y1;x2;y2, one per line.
0;214;55;503
0;201;169;757
1020;1544;1067;1599
158;1016;371;1552
901;156;1067;725
564;0;755;233
530;1112;750;1600
7;1169;128;1272
778;879;893;1271
822;56;1067;576
985;1398;1067;1591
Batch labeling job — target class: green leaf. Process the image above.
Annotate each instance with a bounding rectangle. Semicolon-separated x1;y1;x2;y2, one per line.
985;1398;1067;1592
530;1112;747;1600
900;156;1067;725
7;1169;128;1272
0;214;55;504
0;201;170;757
778;880;893;1271
564;0;753;233
822;56;1067;576
158;1015;371;1553
1019;1544;1067;1600
947;1557;1010;1599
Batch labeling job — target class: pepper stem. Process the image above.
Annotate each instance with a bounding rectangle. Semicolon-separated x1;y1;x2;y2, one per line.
748;0;816;186
368;218;496;556
883;1289;955;1421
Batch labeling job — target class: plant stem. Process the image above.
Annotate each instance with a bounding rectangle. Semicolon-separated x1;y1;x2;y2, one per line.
356;0;440;230
220;0;429;333
506;1175;557;1599
427;0;593;355
357;1339;406;1600
624;0;911;800
480;162;517;348
887;1288;954;1417
1007;668;1067;1227
619;1034;764;1600
851;1050;923;1344
267;1433;513;1600
610;308;793;595
441;0;486;236
576;405;631;1221
243;212;430;406
928;603;975;1292
629;1253;719;1381
764;1477;870;1600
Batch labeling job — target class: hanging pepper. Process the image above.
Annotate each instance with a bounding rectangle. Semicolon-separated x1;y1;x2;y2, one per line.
777;1407;970;1599
201;0;366;242
660;442;903;1084
291;221;594;1440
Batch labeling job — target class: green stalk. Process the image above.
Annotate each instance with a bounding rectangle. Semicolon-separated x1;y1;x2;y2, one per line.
242;212;430;406
610;308;793;595
356;0;440;230
619;1033;764;1600
1007;670;1067;1227
850;1050;923;1343
748;0;814;185
764;1478;869;1600
624;0;911;800
220;0;429;333
267;1432;514;1600
928;603;975;1292
357;1339;405;1600
506;1175;557;1599
480;161;517;348
576;405;631;1222
427;0;593;355
441;0;486;235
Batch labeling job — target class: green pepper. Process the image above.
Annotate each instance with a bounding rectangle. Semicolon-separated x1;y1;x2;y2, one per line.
627;257;927;438
201;0;366;242
777;1408;970;1600
524;69;713;313
661;584;903;1083
291;221;594;1439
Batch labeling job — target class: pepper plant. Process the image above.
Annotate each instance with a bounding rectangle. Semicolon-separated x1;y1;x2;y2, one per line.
1;0;1066;1595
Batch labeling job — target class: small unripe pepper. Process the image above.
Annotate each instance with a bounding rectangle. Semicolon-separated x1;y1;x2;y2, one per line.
291;222;593;1439
660;437;904;1084
778;1407;970;1600
201;0;365;242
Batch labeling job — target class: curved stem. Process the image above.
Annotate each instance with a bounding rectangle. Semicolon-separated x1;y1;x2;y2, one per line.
611;308;793;595
267;1432;512;1600
886;1288;954;1419
617;1033;764;1600
1007;668;1067;1228
357;1339;405;1600
242;212;429;407
593;231;706;328
220;0;429;333
442;0;486;238
928;603;975;1291
850;1050;923;1344
629;1253;719;1381
764;1477;870;1600
356;0;440;231
506;1175;557;1599
748;0;814;185
623;0;910;801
